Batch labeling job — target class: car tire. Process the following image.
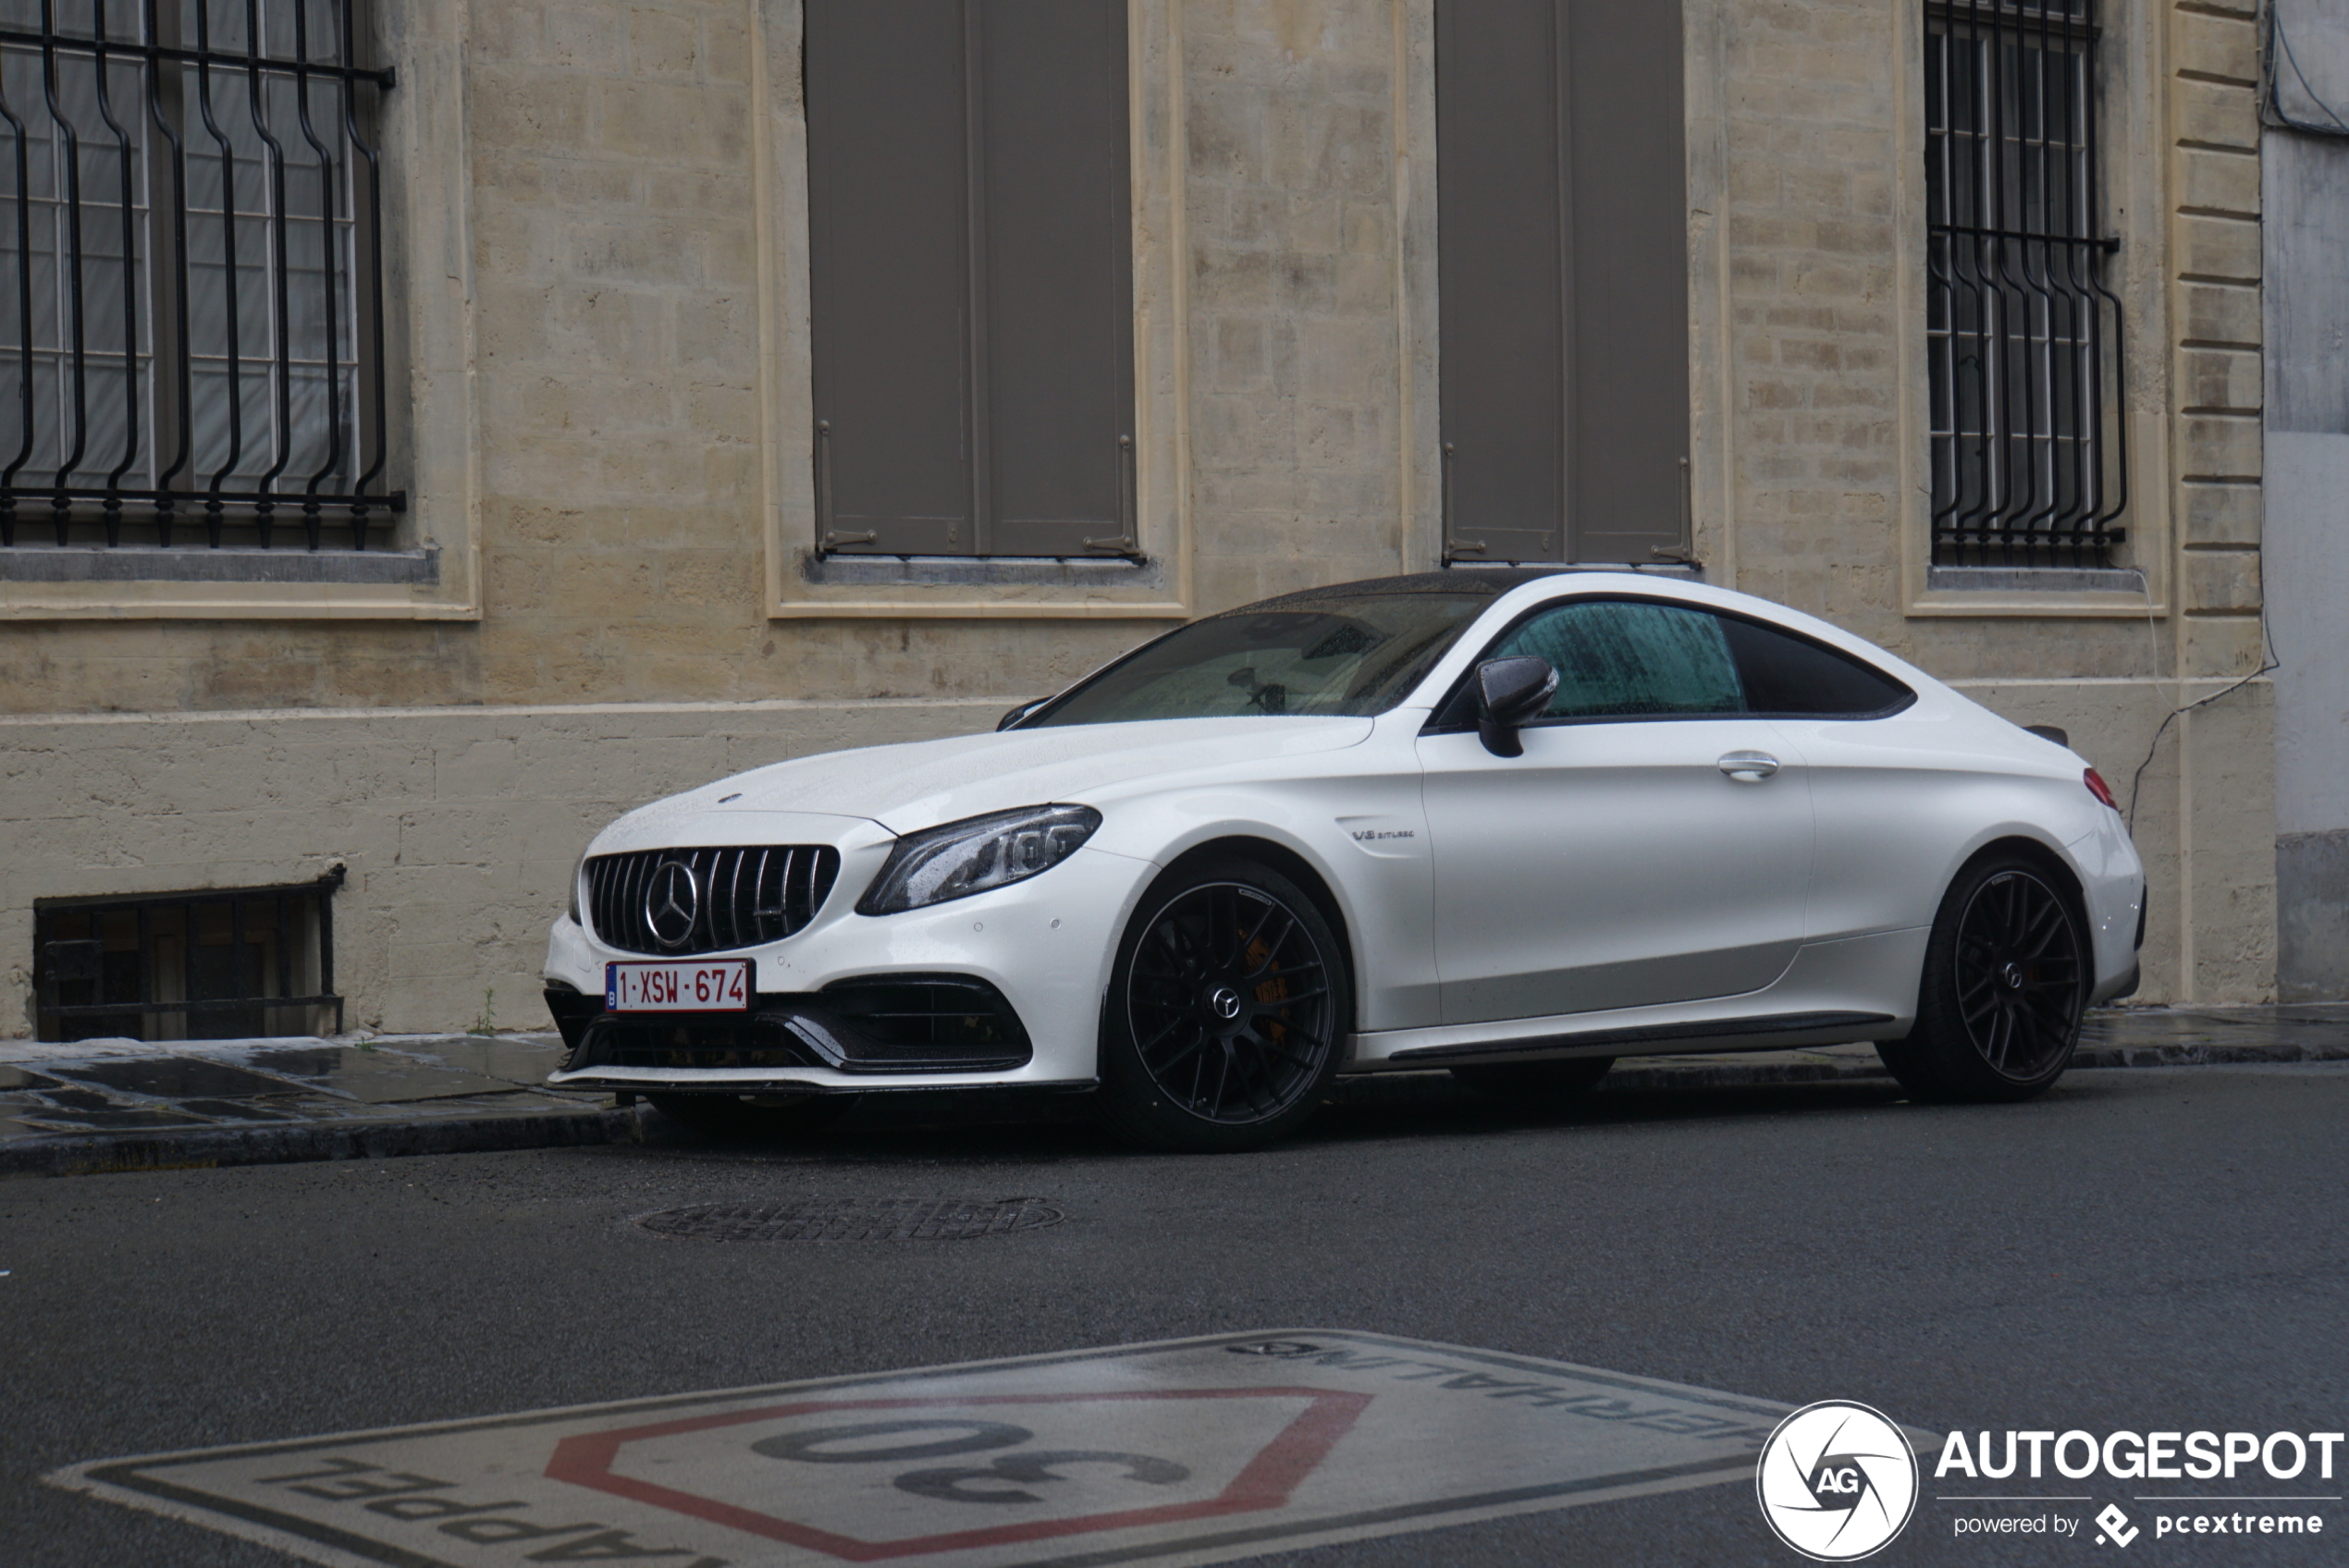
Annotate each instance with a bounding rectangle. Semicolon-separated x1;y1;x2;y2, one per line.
645;1092;854;1137
1095;857;1352;1153
1876;850;2088;1104
1449;1056;1616;1100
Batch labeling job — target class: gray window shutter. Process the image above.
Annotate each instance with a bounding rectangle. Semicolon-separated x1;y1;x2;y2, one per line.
978;2;1133;556
805;1;1131;558
1435;0;1570;564
1565;0;1689;565
1437;0;1689;566
806;1;972;554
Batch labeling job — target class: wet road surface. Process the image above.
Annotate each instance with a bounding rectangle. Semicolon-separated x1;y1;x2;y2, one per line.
6;1062;2345;1566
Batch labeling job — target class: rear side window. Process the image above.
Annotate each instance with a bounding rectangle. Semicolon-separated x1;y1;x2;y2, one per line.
1488;601;1744;718
1718;617;1912;717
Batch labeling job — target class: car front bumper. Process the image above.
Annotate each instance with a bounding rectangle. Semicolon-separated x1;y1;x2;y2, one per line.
540;841;1154;1094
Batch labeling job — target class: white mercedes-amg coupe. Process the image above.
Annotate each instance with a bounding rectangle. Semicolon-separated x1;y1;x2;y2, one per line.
541;570;2145;1150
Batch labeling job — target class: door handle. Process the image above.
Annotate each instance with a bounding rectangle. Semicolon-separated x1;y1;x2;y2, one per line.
1717;751;1779;783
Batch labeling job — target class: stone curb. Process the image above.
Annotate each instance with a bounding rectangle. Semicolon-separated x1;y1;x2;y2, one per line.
1326;1041;2349;1102
5;1043;2345;1179
0;1103;652;1180
1601;1041;2349;1092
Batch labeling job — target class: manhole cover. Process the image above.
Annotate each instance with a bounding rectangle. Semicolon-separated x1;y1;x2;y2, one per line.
634;1197;1063;1243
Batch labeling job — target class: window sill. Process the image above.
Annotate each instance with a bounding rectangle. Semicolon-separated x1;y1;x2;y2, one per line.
1908;563;2162;619
0;545;438;585
0;545;477;619
1925;565;2144;594
803;553;1162;590
770;550;1187;620
1444;559;1704;581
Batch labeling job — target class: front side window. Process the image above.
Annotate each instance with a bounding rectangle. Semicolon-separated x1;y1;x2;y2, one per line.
1925;0;2125;566
1468;598;1914;723
0;0;395;550
1028;592;1493;727
1491;600;1743;718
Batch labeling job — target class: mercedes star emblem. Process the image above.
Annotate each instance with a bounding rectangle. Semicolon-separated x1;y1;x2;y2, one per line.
645;859;701;949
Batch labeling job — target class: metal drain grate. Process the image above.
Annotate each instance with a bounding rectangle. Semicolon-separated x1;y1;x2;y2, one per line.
634;1197;1064;1243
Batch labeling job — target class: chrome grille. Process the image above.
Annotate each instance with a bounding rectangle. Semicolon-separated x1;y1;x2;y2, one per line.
584;846;840;957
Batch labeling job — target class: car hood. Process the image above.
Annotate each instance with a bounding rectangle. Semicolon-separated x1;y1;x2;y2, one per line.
617;716;1377;839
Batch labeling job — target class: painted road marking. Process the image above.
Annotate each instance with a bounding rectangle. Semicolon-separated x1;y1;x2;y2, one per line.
52;1329;1819;1567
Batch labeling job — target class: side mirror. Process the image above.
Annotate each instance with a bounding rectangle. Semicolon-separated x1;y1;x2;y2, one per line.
1474;656;1558;758
997;698;1048;731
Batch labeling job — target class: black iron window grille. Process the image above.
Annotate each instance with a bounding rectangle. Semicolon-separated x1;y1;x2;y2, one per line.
1925;0;2126;567
33;865;343;1041
0;0;398;551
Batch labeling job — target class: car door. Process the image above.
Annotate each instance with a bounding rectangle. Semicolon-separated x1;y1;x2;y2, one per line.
1417;597;1815;1024
1708;613;1939;945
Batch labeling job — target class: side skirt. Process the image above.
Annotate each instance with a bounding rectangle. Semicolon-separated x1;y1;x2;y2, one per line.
1381;1011;1897;1066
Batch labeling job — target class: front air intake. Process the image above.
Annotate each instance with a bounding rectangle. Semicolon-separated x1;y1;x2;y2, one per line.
584;845;840;956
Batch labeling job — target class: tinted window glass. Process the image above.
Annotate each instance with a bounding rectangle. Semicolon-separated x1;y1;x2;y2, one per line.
1490;600;1744;718
1719;617;1912;717
1031;594;1491;726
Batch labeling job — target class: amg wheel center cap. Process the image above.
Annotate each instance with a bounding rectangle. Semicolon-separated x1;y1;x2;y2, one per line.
1999;961;2026;990
1207;985;1244;1022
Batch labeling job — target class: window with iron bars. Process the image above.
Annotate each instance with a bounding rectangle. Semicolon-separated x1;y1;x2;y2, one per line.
0;0;396;551
33;868;343;1042
1925;0;2127;568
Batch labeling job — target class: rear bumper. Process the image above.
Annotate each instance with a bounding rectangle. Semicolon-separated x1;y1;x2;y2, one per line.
2089;961;2141;1008
2072;812;2146;1002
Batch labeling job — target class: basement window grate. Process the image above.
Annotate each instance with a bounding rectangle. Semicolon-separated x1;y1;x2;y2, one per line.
32;865;343;1041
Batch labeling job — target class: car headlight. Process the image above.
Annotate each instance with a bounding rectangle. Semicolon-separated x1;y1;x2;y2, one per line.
856;804;1102;915
567;850;587;925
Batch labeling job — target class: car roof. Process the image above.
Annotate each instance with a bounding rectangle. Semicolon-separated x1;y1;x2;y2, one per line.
1235;568;1658;611
1227;569;1956;716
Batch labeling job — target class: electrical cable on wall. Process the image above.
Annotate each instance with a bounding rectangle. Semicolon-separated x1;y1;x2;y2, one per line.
2119;569;2282;831
2261;0;2349;137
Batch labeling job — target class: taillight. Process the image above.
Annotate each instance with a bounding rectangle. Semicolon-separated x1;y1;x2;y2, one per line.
2084;767;2119;811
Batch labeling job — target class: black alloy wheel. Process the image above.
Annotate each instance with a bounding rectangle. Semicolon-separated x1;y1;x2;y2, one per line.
1952;868;2085;1078
1877;851;2087;1103
1097;860;1350;1151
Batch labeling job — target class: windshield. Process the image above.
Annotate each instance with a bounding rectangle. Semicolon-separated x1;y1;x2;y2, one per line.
1027;593;1492;727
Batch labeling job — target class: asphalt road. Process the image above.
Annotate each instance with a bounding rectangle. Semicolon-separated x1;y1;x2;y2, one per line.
5;1063;2345;1567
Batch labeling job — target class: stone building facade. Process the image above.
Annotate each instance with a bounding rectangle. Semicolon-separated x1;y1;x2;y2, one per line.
0;0;2309;1038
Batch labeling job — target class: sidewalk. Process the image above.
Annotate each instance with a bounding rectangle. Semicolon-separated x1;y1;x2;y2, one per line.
0;1033;628;1178
3;1006;2346;1178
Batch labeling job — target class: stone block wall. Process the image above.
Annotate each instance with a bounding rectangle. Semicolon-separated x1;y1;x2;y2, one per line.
0;0;2286;1028
2169;0;2269;680
0;699;1000;1037
1184;0;1413;608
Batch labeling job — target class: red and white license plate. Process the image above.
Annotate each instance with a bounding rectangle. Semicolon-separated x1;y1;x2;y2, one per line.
605;960;751;1012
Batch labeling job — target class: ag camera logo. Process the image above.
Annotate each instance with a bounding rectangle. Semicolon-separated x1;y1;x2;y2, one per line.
1757;1401;1920;1561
